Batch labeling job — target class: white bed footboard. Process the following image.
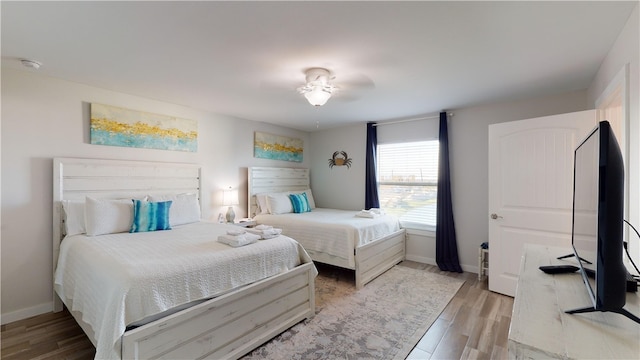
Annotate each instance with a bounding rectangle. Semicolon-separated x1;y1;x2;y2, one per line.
355;229;406;288
122;262;316;360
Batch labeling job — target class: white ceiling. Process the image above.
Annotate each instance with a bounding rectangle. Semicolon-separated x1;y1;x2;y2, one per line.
2;1;636;132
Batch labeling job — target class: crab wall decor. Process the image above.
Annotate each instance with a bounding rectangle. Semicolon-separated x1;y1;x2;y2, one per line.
328;151;353;169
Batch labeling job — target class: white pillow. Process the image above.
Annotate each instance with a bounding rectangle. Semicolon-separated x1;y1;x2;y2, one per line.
255;193;269;215
84;197;134;236
293;189;316;209
148;193;201;226
266;192;293;214
62;200;86;236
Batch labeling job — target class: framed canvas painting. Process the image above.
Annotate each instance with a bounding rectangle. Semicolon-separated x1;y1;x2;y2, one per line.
90;103;197;152
254;132;303;162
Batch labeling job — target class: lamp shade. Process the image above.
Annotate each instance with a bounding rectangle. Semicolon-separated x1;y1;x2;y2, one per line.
304;86;332;106
223;188;239;206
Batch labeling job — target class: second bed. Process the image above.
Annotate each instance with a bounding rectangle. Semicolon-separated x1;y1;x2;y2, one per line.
248;167;406;288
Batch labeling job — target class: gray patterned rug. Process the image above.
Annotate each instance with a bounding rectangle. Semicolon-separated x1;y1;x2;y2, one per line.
243;264;465;360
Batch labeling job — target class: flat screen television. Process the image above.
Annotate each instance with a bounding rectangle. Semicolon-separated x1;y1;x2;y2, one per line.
568;120;639;323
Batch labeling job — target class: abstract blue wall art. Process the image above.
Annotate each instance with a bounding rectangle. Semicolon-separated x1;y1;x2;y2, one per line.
90;103;197;152
254;132;303;162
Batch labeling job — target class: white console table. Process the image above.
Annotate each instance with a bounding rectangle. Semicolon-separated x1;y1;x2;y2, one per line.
508;244;640;359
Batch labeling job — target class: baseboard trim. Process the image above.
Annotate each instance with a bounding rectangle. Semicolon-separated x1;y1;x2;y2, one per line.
461;264;479;274
405;255;479;275
405;255;435;265
1;302;52;325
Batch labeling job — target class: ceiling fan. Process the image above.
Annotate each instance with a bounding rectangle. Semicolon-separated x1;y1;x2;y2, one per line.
296;67;375;107
297;68;338;107
262;67;374;107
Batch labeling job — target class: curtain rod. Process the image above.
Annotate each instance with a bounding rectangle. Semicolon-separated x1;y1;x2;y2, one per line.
372;112;454;127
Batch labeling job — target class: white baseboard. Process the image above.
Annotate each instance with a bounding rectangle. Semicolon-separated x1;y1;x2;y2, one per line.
1;302;52;325
461;264;479;274
405;255;480;275
405;254;436;265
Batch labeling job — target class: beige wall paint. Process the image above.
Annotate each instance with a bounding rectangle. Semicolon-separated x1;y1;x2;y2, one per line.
0;68;310;323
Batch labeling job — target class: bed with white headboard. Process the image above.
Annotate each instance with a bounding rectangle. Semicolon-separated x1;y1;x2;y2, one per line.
53;158;316;360
248;166;406;288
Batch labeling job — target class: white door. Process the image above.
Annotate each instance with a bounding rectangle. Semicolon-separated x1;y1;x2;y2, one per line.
488;110;596;296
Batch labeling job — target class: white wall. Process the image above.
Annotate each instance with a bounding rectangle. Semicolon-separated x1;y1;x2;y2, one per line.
587;4;639;265
0;68;310;323
449;91;589;272
308;124;366;210
310;90;589;271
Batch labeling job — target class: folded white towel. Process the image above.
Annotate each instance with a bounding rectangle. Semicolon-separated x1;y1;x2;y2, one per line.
246;227;282;239
226;229;246;236
247;228;282;236
356;211;378;218
217;233;260;247
356;209;384;218
255;224;273;230
260;234;280;240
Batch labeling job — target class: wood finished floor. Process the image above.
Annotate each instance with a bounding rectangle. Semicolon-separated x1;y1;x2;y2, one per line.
1;262;513;360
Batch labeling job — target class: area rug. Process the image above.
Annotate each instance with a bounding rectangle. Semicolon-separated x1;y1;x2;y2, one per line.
243;265;465;360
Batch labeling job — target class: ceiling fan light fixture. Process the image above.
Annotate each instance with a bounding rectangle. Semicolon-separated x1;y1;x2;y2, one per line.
303;86;332;107
298;67;336;107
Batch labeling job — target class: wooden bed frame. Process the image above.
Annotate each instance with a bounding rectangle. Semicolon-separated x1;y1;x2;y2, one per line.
53;158;315;359
247;166;406;289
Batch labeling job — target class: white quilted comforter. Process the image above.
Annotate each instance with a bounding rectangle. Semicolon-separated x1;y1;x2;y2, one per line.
254;208;401;268
54;221;313;360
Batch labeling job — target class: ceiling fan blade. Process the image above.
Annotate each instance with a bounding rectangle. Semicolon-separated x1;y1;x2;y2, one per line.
332;95;359;102
259;79;298;91
336;73;375;90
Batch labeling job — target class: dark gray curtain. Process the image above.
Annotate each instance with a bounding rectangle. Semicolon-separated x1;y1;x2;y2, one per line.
436;112;463;272
365;122;380;209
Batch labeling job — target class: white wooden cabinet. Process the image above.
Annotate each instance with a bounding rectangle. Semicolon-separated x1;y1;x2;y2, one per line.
508;244;640;359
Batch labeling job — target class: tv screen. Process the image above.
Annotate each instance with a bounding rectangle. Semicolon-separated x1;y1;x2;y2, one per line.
571;122;599;304
569;121;637;322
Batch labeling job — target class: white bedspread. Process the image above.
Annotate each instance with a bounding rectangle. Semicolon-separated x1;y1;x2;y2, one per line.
254;208;401;268
54;221;313;360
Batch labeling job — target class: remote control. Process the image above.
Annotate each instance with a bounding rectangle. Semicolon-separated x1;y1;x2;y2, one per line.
539;265;580;274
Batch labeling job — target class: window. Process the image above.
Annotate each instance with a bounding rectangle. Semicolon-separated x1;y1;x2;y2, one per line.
377;140;439;231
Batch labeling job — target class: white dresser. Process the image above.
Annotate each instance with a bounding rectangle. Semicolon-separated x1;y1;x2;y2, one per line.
508;244;640;359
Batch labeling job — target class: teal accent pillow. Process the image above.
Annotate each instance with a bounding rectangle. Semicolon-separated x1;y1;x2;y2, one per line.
289;193;311;213
130;200;172;233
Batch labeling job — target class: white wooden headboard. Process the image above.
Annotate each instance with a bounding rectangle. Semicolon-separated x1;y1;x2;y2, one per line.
247;167;310;217
52;157;201;309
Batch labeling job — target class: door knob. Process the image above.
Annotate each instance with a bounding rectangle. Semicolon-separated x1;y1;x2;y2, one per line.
491;213;503;220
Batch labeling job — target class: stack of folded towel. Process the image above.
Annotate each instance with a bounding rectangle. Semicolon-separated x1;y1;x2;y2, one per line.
356;208;385;218
246;224;283;239
218;229;261;247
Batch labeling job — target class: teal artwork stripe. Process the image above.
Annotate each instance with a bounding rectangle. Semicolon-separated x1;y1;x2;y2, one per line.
91;130;197;152
254;147;303;162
